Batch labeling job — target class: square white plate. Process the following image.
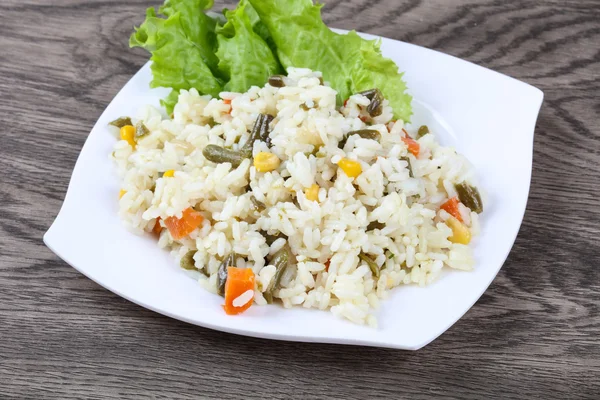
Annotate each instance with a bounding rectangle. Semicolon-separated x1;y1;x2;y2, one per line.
44;32;543;350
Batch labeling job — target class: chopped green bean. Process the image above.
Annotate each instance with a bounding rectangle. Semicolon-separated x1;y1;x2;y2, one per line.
241;114;275;155
263;246;291;304
339;129;381;148
263;231;288;246
455;183;483;213
203;145;247;167
359;88;384;117
268;75;286;87
260;114;274;143
367;221;385;231
109;117;132;128
135;121;150;138
359;89;379;99
401;156;414;178
359;252;380;278
217;253;237;296
417;125;430;138
180;251;197;271
250;195;266;212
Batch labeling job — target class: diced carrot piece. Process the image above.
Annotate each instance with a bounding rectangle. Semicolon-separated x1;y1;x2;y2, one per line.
223;267;255;315
325;260;330;272
441;197;463;222
401;136;420;157
164;208;203;240
359;115;369;123
401;129;420;156
343;99;349;107
152;218;163;236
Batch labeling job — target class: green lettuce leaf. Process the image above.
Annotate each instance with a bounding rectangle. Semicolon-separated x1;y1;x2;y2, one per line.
218;3;275;51
216;0;283;92
158;0;220;75
130;0;412;121
130;5;223;97
247;0;412;121
161;89;180;115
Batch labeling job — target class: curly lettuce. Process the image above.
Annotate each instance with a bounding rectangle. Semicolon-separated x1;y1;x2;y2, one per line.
129;4;223;102
247;0;412;121
216;1;283;92
130;0;412;120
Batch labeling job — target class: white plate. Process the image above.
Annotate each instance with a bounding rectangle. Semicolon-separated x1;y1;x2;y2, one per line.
44;32;542;350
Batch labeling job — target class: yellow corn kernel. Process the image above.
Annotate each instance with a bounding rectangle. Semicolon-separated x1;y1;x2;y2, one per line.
254;152;280;172
163;169;175;177
338;158;362;178
120;125;136;148
119;189;127;199
446;216;471;245
305;184;320;202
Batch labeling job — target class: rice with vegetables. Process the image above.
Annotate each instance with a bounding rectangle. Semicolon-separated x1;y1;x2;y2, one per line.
111;68;483;326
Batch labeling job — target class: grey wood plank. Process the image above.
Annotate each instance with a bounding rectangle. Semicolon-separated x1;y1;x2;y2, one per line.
1;0;599;399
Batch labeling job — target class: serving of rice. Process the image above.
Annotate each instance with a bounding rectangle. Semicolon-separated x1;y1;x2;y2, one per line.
111;67;481;327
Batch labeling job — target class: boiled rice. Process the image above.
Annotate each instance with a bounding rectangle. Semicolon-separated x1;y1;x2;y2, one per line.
111;67;482;327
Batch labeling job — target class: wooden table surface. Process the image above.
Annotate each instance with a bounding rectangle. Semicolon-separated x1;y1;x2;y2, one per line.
1;0;599;398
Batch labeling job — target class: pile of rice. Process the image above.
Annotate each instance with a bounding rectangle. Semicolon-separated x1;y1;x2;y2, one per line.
112;67;481;327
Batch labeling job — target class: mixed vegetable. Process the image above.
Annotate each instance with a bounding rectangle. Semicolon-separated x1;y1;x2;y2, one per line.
110;78;484;316
202;113;275;167
263;246;292;304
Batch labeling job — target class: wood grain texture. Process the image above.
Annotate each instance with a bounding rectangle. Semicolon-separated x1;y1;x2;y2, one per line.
1;0;599;398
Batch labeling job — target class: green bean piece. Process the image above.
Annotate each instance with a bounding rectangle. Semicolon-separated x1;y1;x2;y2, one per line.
180;251;197;271
135;121;150;138
401;156;414;178
417;125;430;138
263;231;288;246
217;253;237;296
291;196;300;208
264;246;291;304
359;252;380;278
367;221;385;231
359;89;379;99
367;95;383;117
455;183;483;214
241;113;275;155
109;116;132;128
359;88;384;117
242;115;264;155
268;75;286;88
250;195;266;212
339;129;381;148
259;114;274;143
203;144;247;167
